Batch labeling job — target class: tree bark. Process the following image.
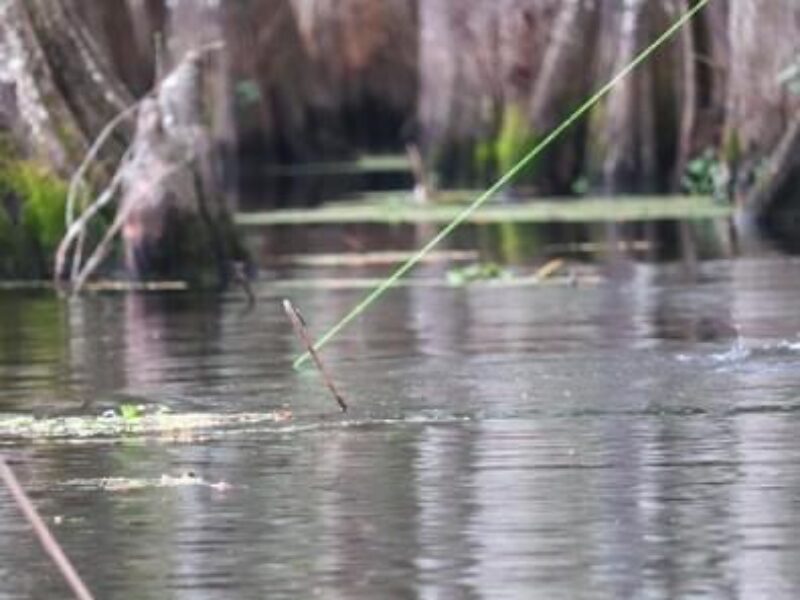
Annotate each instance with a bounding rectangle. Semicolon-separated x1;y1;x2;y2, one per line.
0;0;142;185
0;0;247;285
725;0;800;213
598;0;646;192
528;0;584;129
674;0;698;187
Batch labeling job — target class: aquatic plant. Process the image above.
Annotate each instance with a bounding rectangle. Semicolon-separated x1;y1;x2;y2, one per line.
446;262;511;286
571;175;590;197
0;157;69;277
11;162;68;250
681;148;728;200
0;410;292;440
119;404;144;422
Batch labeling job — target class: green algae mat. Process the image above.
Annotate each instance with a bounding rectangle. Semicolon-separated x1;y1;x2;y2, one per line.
0;408;293;442
235;195;731;226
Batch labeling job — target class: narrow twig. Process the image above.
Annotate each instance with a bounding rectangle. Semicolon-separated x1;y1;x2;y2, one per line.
70;225;86;283
0;457;94;600
283;300;348;413
406;143;431;202
72;159;190;293
55;147;132;282
233;262;256;310
71;205;129;293
57;39;227;289
66;100;143;228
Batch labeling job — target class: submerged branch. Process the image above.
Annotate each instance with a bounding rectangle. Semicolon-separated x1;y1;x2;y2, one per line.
0;457;95;600
283;299;348;413
65;101;142;228
71;159;191;293
56;147;134;283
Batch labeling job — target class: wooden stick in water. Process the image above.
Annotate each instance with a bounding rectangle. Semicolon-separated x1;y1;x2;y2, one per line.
0;457;95;600
233;262;256;310
283;299;348;413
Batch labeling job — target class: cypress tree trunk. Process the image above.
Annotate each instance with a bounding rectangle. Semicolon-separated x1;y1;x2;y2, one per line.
0;0;132;173
597;0;647;192
1;0;246;285
725;0;800;214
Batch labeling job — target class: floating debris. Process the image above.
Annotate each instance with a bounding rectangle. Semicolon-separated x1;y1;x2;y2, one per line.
64;472;233;493
534;257;566;281
0;409;293;441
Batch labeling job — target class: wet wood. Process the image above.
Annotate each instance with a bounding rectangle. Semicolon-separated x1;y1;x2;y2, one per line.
282;300;348;413
0;457;95;600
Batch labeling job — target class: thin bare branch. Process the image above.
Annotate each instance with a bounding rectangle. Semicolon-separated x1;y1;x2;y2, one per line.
0;457;94;600
58;39;227;290
72;159;190;293
66;101;143;227
55;148;132;282
283;299;348;413
232;262;256;310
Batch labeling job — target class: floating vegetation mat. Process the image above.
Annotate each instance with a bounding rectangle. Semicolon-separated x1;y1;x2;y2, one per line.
62;473;233;493
0;409;293;442
236;195;731;226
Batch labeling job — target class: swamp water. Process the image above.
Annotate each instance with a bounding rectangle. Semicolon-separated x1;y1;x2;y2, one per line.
2;232;800;598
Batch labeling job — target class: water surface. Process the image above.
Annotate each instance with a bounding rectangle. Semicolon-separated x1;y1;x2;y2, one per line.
2;255;800;598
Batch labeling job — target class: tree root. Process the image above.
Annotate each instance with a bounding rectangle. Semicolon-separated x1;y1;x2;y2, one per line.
54;43;226;292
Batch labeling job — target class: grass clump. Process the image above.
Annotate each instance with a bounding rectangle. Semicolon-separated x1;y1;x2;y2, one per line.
0;143;69;278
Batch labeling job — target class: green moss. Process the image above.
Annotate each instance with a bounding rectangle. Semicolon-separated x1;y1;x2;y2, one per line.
236;194;731;226
447;262;511;286
495;222;543;263
721;129;742;165
119;404;145;422
496;104;538;179
0;152;68;278
15;163;68;249
469;104;540;187
473;138;497;182
0;205;16;276
585;101;609;180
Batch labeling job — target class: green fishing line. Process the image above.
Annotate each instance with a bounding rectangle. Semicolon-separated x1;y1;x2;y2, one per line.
294;0;711;369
